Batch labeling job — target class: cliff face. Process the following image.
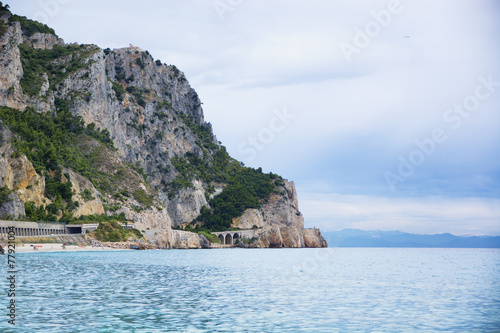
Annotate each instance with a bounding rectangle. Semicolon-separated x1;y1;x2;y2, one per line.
0;122;41;216
232;180;321;248
146;229;211;249
0;8;326;248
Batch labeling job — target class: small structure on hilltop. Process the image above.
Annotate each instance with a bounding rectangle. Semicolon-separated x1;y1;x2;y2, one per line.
129;43;142;51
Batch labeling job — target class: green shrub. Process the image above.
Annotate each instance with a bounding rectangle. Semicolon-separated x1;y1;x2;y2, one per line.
10;14;57;37
72;212;126;224
91;220;142;242
115;73;125;81
18;43;97;96
178;113;217;150
0;20;7;38
126;85;137;93
111;81;125;102
129;228;143;238
0;2;10;15
197;230;221;243
243;237;258;244
133;189;153;208
0;185;12;206
127;162;148;181
136;58;144;69
166;141;281;232
0;105;117;219
81;188;94;201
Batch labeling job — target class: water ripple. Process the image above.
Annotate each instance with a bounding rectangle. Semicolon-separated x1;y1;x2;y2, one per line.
0;248;498;332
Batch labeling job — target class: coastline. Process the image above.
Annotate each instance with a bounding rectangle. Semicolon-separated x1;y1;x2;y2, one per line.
7;243;123;253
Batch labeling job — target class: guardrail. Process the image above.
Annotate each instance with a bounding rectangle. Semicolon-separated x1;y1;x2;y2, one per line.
37;221;68;225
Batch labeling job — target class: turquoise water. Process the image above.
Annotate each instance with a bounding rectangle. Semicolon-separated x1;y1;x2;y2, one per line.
1;248;499;332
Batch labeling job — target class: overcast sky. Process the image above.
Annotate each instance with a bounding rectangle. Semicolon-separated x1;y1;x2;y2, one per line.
9;0;500;235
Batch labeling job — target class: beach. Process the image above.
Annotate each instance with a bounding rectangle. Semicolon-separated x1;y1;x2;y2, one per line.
4;243;122;253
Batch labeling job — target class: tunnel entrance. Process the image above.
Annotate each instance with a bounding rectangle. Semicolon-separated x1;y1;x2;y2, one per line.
65;225;82;234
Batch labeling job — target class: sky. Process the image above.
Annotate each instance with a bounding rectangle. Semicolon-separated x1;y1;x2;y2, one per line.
9;0;500;235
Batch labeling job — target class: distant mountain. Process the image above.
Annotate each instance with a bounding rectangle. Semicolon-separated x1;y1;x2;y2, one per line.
322;229;500;248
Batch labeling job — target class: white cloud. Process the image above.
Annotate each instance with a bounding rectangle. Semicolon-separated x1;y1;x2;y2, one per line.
8;0;500;235
298;188;500;236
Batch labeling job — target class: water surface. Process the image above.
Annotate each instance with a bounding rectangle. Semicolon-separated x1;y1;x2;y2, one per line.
1;248;499;332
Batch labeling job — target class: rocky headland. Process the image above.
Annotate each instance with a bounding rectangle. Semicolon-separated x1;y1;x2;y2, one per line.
0;4;326;249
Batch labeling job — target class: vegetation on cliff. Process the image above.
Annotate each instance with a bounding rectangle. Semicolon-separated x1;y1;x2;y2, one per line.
0;2;8;13
196;230;221;244
169;142;283;231
192;169;278;231
0;105;153;220
0;21;6;38
0;105;111;174
10;14;56;36
0;185;12;206
18;43;98;97
0;7;290;233
90;220;142;242
0;2;57;38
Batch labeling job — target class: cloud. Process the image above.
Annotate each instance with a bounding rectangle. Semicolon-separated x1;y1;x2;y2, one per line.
8;0;500;235
298;188;500;236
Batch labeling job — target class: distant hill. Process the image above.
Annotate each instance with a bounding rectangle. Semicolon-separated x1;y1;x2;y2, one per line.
322;229;500;248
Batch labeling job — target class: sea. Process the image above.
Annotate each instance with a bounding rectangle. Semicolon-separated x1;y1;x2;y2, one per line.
1;248;499;332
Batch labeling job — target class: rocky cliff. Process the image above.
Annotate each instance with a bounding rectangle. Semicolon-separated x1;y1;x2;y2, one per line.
0;5;326;248
231;180;327;248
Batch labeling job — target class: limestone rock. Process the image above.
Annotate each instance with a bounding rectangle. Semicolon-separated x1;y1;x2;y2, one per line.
231;209;265;229
167;180;208;228
147;229;211;249
280;226;305;248
261;180;304;229
0;123;46;207
62;167;104;217
230;180;327;248
0;21;27;111
0;192;25;219
23;31;64;50
252;225;283;248
0;10;329;248
303;228;328;248
119;206;172;231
